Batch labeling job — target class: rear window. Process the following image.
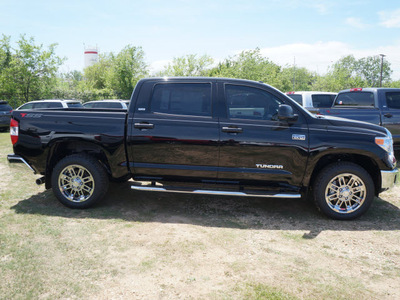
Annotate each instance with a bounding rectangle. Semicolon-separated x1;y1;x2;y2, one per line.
386;92;400;109
311;94;335;108
0;104;12;111
287;94;302;105
334;92;374;107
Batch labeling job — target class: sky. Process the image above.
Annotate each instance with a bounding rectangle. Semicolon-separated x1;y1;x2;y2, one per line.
2;0;400;79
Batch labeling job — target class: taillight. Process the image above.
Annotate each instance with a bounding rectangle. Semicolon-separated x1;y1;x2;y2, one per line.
350;88;363;92
10;118;19;145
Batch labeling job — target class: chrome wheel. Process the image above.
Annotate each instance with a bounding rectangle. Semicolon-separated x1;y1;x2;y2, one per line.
325;173;366;214
58;165;95;203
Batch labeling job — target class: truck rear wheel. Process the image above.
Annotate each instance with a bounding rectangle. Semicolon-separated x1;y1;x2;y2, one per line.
313;162;374;220
51;154;109;208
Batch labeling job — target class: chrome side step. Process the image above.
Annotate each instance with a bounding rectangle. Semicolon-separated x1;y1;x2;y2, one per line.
131;183;301;199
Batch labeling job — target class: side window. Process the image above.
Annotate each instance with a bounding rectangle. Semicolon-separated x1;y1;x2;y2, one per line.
386;92;400;109
151;83;211;117
225;85;283;120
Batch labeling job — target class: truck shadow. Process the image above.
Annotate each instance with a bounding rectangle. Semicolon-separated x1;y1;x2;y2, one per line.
11;181;400;239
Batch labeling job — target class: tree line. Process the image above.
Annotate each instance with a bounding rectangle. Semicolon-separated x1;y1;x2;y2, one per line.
0;34;397;108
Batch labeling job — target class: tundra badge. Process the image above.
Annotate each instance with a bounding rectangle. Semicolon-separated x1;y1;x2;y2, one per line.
292;134;306;141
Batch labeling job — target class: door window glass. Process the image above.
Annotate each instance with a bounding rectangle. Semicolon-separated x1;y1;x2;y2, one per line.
386;92;400;109
225;85;283;120
151;83;211;117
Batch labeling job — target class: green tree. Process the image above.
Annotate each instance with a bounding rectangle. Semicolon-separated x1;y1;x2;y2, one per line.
209;48;283;89
158;54;214;77
108;45;148;99
280;66;317;92
313;55;392;92
0;35;64;107
82;45;148;99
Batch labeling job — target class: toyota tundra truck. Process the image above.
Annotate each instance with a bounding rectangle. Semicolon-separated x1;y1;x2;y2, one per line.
7;78;399;220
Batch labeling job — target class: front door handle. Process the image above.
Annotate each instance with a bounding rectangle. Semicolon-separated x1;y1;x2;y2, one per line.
222;126;243;133
134;122;154;129
384;113;393;118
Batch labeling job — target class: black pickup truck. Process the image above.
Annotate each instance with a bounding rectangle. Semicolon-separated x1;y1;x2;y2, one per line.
7;78;399;220
318;88;400;158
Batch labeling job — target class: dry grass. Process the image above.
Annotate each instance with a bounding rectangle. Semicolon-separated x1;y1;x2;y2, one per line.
0;131;399;299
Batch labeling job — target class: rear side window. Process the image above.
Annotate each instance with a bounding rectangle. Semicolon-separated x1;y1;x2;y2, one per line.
312;94;335;108
287;94;302;105
335;92;374;107
151;83;211;117
225;85;282;121
386;92;400;109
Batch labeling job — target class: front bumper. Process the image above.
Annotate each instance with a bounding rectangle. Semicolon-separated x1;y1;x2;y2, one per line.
381;169;398;191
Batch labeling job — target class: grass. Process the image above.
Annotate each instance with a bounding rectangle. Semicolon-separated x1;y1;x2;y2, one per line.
1;131;400;299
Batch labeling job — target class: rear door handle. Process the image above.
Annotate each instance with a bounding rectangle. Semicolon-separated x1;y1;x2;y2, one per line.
134;122;154;129
222;126;243;133
384;113;393;118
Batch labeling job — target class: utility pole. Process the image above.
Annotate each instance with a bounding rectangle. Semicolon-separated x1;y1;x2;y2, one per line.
293;56;296;91
380;54;386;87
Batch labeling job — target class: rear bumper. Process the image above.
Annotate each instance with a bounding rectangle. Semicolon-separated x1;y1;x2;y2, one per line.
7;154;36;173
381;169;398;191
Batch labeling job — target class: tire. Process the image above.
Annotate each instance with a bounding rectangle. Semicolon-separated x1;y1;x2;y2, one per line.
313;162;375;220
51;154;109;208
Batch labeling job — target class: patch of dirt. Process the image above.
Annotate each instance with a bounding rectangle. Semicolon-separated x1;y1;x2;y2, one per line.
83;183;400;299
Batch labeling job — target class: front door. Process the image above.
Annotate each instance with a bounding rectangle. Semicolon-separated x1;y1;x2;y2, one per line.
217;83;309;191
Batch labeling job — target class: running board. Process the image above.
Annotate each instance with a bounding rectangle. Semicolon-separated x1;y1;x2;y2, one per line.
131;183;301;199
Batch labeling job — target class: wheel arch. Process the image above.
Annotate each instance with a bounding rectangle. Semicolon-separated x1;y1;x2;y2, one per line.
45;140;113;189
307;153;381;196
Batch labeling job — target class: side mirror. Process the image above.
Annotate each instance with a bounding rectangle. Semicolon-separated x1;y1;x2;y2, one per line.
278;104;298;122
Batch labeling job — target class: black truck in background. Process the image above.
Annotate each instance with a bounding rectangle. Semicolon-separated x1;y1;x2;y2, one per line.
318;88;400;158
7;78;399;220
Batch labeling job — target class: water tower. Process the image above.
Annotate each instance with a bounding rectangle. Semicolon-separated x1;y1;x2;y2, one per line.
84;46;98;68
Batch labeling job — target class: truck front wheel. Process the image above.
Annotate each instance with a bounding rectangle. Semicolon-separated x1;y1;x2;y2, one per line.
313;162;375;220
51;154;109;208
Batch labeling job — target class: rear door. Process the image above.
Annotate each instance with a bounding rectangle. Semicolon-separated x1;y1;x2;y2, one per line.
217;82;309;190
128;80;219;182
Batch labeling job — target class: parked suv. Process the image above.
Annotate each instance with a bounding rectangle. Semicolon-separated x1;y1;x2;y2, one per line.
16;99;83;110
83;99;130;109
286;91;337;113
0;101;13;131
